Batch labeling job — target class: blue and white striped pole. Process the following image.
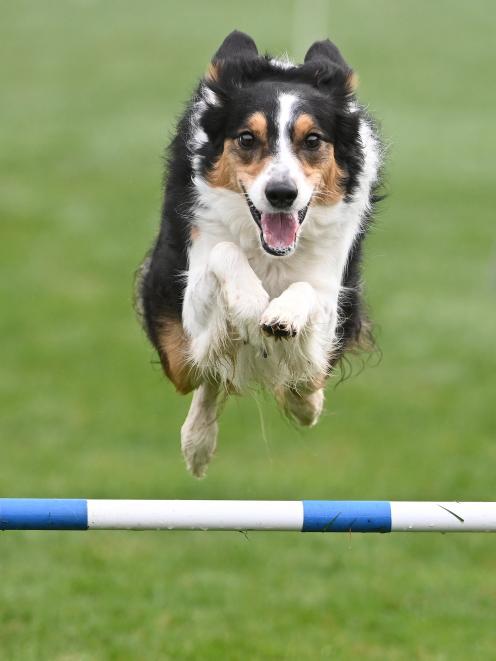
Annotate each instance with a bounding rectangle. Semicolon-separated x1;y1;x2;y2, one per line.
2;500;496;532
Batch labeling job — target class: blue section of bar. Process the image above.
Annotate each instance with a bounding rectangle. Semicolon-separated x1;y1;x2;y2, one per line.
0;499;88;530
302;500;391;532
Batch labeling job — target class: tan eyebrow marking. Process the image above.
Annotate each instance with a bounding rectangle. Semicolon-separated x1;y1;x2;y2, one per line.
292;113;320;143
245;112;268;142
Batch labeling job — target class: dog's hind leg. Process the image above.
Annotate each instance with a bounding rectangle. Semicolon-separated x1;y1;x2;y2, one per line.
275;383;325;427
181;381;219;477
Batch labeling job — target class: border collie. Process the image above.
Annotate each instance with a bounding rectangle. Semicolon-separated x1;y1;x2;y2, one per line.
138;31;383;477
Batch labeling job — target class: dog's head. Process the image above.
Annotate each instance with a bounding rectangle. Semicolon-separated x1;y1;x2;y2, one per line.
191;31;362;256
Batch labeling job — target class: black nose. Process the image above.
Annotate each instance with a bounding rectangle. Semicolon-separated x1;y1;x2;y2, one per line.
265;180;298;209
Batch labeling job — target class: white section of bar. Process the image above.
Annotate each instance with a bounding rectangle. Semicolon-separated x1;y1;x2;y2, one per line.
87;500;304;531
391;502;496;532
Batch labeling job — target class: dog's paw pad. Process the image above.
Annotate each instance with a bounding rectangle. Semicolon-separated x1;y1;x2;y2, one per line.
261;320;298;339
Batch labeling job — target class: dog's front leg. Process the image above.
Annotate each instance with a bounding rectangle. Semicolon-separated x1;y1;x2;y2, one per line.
261;281;337;426
183;240;269;368
180;241;269;477
261;279;335;372
209;241;270;347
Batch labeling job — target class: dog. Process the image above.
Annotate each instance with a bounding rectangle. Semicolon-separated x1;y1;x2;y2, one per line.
137;31;383;477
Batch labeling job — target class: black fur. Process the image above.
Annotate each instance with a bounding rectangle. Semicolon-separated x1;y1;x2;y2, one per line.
139;115;194;349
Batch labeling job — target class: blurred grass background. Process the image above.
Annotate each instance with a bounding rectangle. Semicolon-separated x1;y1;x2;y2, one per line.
1;1;495;659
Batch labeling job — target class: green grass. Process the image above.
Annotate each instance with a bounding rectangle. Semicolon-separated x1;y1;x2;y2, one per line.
1;1;496;658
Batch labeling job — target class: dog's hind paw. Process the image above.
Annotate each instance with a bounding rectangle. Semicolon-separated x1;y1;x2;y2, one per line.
277;386;325;427
181;416;218;478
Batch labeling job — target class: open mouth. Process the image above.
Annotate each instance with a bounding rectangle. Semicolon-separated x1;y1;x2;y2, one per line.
241;186;309;256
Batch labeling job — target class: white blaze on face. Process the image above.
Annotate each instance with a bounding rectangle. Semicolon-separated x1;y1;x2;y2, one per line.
247;93;313;213
275;93;309;205
246;93;314;254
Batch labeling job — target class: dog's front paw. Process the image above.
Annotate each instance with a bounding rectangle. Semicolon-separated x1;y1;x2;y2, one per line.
260;297;308;339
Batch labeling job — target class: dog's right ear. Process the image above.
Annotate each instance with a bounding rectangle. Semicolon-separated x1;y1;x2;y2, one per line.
206;31;258;83
212;30;258;63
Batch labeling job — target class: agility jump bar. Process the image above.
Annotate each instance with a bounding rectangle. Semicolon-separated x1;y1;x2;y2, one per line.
2;500;496;532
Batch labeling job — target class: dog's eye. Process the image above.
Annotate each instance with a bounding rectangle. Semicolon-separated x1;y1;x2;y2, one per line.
304;133;321;150
238;131;256;149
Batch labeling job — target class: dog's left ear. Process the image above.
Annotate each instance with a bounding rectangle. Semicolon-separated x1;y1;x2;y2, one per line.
304;39;348;69
304;39;358;92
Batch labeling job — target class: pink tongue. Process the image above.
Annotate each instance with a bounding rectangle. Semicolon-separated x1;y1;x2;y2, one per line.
260;213;299;251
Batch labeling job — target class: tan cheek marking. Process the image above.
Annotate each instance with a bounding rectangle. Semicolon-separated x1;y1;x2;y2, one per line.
190;226;200;241
207;141;272;191
158;318;196;394
206;141;239;191
302;144;345;206
236;154;272;181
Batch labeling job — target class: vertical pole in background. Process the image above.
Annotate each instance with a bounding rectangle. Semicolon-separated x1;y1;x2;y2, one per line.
292;0;330;61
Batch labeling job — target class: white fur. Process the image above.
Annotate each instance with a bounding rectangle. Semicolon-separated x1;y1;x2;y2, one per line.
183;239;269;382
190;85;220;170
269;56;295;70
181;382;218;477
